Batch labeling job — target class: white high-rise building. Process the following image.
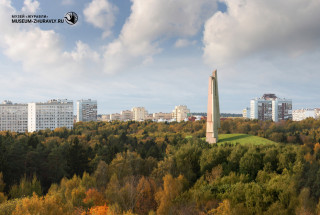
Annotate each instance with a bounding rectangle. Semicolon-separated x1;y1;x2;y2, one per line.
77;99;97;122
132;107;148;121
172;105;190;122
28;99;73;132
0;100;28;132
250;94;292;122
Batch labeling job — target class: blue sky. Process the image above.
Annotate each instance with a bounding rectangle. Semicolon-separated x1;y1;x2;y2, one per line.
0;0;320;114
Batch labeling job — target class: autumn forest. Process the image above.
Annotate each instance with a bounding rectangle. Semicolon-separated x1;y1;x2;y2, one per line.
1;118;320;214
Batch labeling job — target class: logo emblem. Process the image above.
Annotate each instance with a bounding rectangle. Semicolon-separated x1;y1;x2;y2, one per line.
64;12;78;25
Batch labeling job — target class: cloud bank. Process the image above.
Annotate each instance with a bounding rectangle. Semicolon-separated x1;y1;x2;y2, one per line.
203;0;320;65
1;0;320;112
103;0;217;73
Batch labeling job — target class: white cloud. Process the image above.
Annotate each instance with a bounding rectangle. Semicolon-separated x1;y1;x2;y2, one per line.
103;0;217;73
174;39;197;48
83;0;118;38
22;0;40;13
0;0;103;81
203;0;320;65
64;41;100;62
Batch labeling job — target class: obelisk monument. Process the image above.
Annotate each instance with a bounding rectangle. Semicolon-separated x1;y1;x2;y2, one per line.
206;70;220;144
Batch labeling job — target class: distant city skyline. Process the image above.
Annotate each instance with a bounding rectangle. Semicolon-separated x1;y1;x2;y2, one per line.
2;93;320;116
0;0;319;114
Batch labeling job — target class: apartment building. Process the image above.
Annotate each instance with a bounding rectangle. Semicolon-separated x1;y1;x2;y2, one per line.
172;105;190;122
250;94;292;122
77;99;97;122
120;110;133;121
153;112;172;121
28;99;73;132
242;107;250;119
132;107;148;121
110;113;121;121
293;108;320;121
0;100;28;132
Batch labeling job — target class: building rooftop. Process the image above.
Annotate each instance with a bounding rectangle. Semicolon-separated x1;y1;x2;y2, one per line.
262;94;277;100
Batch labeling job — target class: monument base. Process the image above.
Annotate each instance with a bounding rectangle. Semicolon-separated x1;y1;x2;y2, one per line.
206;135;218;144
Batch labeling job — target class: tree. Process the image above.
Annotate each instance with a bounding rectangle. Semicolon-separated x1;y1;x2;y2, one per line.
174;143;202;184
9;175;42;199
83;188;106;207
66;137;90;177
208;199;231;215
0;172;5;192
239;149;263;180
135;177;157;215
12;193;73;215
94;161;109;190
84;205;109;215
155;174;187;215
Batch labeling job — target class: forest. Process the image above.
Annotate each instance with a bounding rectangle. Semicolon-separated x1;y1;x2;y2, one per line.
0;118;320;214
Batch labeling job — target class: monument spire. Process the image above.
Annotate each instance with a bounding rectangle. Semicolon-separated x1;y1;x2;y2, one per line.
206;70;220;144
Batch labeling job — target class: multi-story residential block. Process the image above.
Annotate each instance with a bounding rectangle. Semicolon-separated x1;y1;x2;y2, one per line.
100;114;110;121
132;107;148;121
172;105;190;122
28;99;73;132
250;94;292;122
77;99;97;122
145;114;154;121
120;110;133;121
293;108;320;121
272;98;292;122
0;100;28;132
110;113;121;121
242;107;250;119
153;112;172;121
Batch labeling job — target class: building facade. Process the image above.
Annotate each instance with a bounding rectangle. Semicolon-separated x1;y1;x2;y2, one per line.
293;108;319;121
242;107;250;119
98;114;110;121
172;105;190;122
0;100;28;132
110;113;121;121
28;99;74;132
77;99;97;122
153;112;172;121
120;110;133;121
250;94;292;122
132;107;148;121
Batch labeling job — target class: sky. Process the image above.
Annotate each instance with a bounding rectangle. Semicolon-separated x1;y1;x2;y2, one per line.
0;0;319;114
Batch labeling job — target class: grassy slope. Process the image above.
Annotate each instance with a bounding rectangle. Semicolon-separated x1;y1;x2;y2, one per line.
218;133;277;145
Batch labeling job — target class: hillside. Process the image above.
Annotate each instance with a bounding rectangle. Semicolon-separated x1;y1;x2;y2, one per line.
218;133;277;145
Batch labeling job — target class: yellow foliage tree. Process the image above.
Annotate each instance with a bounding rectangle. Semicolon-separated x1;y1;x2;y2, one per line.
12;193;73;215
135;177;157;215
155;174;186;215
208;199;231;215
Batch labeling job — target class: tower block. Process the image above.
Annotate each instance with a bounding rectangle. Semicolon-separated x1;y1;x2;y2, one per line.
206;70;220;144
